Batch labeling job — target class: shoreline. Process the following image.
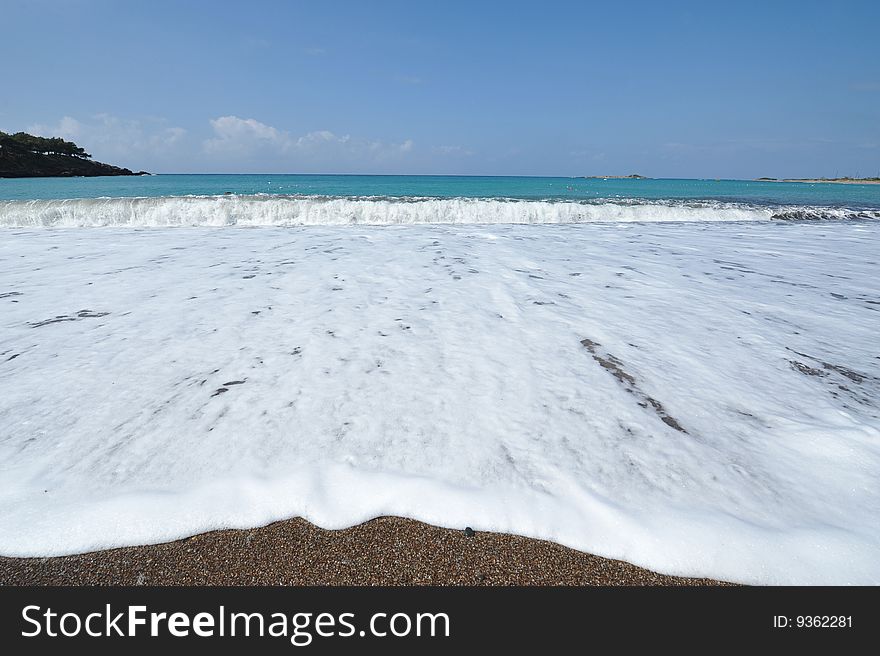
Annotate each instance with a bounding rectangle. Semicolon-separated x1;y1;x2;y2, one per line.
756;178;880;185
0;516;734;586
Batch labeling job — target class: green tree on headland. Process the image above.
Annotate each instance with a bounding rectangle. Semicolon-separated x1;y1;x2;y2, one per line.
0;130;145;178
0;131;91;158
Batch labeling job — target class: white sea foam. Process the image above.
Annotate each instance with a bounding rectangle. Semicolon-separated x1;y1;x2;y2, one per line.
1;194;874;228
0;222;878;584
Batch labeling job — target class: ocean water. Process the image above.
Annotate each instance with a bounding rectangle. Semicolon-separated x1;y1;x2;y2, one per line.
1;175;879;227
0;175;878;584
3;174;880;205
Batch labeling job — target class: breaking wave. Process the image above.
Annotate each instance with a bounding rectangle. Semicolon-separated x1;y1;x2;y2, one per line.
1;195;877;227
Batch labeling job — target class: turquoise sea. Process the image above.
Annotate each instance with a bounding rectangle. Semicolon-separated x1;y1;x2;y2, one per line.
1;175;879;227
2;174;880;206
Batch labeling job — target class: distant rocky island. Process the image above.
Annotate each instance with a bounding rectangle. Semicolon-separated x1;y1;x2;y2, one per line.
584;174;648;179
0;131;148;178
756;176;880;185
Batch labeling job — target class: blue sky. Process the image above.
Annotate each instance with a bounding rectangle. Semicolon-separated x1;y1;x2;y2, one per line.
2;0;878;177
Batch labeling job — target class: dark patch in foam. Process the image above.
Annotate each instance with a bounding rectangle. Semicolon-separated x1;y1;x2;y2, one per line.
790;361;826;377
787;347;878;413
29;309;110;328
580;338;688;434
787;347;872;384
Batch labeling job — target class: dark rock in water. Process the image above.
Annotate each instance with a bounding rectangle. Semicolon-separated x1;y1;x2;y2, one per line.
771;210;830;221
770;209;878;222
464;527;475;538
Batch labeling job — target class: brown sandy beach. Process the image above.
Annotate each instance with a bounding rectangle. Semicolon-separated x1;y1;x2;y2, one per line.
0;516;732;586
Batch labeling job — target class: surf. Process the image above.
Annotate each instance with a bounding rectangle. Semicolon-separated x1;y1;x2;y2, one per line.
1;194;877;228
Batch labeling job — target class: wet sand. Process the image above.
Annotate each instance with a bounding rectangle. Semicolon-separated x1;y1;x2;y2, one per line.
0;516;733;586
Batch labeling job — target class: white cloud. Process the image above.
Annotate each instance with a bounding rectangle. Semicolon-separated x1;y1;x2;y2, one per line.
22;114;416;172
158;126;187;147
295;130;344;148
29;115;83;141
28;114;188;165
304;47;327;56
204;116;286;154
203;116;415;164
